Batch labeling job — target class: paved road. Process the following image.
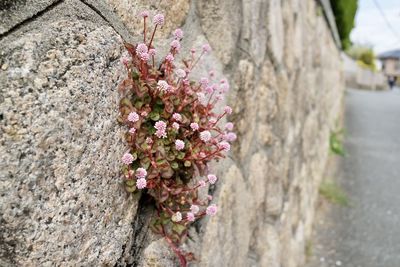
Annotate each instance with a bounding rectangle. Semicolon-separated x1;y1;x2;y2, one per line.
308;88;400;267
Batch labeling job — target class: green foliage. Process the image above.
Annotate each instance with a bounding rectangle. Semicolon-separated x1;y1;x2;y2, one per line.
319;181;349;206
330;0;358;49
330;130;345;156
305;240;313;259
347;45;377;71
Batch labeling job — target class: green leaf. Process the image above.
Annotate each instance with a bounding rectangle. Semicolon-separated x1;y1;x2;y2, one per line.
156;158;168;166
171;162;179;169
126;180;135;186
125;185;136;192
166;152;175;161
149;111;160;121
135;101;144;109
120;97;133;108
177;152;185;160
172;223;187;235
131;70;140;80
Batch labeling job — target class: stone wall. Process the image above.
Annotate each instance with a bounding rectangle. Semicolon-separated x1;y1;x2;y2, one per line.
0;0;344;266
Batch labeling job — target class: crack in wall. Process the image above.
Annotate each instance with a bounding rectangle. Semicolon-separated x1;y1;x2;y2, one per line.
0;0;64;40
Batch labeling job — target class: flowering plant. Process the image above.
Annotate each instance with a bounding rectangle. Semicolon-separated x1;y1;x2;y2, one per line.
118;11;236;266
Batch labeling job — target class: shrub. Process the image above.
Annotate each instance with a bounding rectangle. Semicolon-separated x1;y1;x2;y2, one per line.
347;45;377;71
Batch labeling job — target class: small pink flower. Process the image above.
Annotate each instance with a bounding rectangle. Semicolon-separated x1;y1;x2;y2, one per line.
220;78;227;84
224;132;237;142
200;77;209;87
200;130;211;142
139;52;150;61
172;113;182;121
136;43;148;55
225;122;234;131
136;178;147;189
128;112;139;122
170;40;181;51
165;86;174;93
175;139;185;151
202;44;211;53
207;195;213;200
135;167;147;179
207;174;217;184
218;141;230;152
204;86;214;94
165;53;174;62
176;69;186;78
148;48;156;56
153;13;165;26
220;83;229;93
197;92;207;106
122;153;134;165
139;11;149;18
199;152;206;158
129;127;136;134
215;95;224;101
154;121;167;138
121;56;129;65
224;106;232;114
146;137;153;144
209;70;215;77
172;212;182;222
172;122;180;130
198;180;206;187
157;80;169;92
206;204;217;216
174;28;184;39
190;48;196;54
190;122;199;131
190;205;200;214
186;212;195;222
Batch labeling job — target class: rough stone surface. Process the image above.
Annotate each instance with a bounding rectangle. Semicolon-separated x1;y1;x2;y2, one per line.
105;0;190;39
0;0;344;266
0;1;137;266
0;0;59;35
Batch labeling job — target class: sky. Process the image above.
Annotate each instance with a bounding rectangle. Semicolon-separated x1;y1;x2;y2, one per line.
350;0;400;54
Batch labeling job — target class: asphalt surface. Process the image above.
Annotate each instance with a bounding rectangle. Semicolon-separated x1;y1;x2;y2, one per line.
307;88;400;267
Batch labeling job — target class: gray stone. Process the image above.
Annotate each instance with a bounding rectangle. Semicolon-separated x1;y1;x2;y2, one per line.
0;0;59;35
0;2;137;266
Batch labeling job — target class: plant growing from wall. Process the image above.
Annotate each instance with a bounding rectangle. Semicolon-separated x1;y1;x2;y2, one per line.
330;129;345;156
117;11;236;266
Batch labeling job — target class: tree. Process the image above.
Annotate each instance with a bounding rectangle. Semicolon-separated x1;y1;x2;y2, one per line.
330;0;358;49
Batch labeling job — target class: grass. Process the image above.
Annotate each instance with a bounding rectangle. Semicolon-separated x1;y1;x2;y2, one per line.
319;181;349;206
305;239;313;259
330;129;345;156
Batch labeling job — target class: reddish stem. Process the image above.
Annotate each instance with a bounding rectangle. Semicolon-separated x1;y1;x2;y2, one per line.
148;25;158;49
143;18;147;43
161;225;187;267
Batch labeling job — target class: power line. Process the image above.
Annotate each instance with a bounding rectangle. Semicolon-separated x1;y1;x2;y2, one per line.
372;0;400;43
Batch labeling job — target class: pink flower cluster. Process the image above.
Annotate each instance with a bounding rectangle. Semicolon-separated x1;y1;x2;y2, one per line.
118;11;236;266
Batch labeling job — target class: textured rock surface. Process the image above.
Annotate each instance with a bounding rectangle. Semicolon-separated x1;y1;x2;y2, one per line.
0;0;344;266
0;1;137;266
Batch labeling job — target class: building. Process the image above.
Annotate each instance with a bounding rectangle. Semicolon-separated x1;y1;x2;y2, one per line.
378;49;400;85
